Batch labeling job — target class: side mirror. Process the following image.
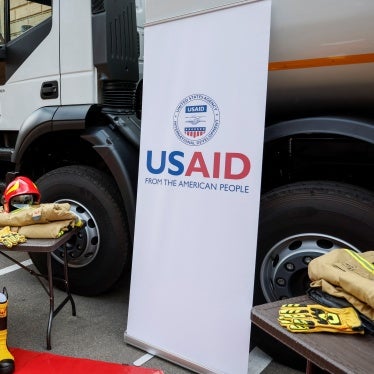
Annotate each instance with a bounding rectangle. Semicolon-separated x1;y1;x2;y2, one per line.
0;44;6;61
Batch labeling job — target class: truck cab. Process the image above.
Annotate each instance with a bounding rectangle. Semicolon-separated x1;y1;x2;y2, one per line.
0;0;142;296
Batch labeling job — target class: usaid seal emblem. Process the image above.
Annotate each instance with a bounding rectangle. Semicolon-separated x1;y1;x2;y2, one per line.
173;94;220;146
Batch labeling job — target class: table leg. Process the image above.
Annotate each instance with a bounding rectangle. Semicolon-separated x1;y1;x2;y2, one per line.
46;244;77;350
63;244;76;316
306;360;328;374
46;253;54;350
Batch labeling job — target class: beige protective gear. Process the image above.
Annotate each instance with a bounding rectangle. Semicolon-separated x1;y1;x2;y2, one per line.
308;248;374;320
0;203;76;226
12;220;76;239
0;203;82;240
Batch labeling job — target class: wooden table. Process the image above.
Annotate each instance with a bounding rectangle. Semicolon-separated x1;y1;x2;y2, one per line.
251;295;374;374
0;229;79;350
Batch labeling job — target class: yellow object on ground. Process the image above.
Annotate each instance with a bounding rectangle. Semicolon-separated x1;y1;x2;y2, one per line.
0;289;14;374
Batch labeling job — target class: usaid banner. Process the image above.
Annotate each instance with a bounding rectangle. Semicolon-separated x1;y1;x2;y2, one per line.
126;1;271;373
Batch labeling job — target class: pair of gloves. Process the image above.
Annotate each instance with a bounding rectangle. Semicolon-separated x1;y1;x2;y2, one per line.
278;303;364;334
0;226;27;248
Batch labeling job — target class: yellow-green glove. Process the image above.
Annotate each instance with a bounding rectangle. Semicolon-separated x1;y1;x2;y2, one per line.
278;303;364;334
0;226;27;248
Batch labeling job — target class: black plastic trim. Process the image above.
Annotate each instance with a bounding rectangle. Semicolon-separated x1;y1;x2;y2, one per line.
52;105;91;130
104;113;140;148
92;0;139;82
10;104;138;239
81;127;139;239
12;106;57;164
12;105;91;165
41;80;58;99
265;117;374;144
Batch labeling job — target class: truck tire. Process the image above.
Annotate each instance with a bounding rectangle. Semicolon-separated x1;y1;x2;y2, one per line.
29;165;130;296
251;181;374;368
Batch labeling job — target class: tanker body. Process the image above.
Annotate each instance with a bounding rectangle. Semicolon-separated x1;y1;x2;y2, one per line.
267;0;374;122
253;1;374;363
253;0;374;302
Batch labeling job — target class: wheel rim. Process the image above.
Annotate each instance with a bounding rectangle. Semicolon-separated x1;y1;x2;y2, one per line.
260;233;360;302
52;199;100;268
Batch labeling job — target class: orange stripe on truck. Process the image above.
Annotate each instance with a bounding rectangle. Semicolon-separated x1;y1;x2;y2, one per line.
269;53;374;71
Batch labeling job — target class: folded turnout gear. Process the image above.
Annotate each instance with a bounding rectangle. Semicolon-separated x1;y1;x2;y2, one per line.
308;248;374;321
278;303;364;334
0;203;83;240
0;203;76;227
12;220;77;239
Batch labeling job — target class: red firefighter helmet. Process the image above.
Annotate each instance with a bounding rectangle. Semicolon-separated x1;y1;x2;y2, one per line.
2;176;41;212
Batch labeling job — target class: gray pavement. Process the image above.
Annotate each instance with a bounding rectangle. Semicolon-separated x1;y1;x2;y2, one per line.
0;253;302;374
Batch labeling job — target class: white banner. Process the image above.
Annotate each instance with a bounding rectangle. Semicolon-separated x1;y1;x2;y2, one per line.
126;1;271;373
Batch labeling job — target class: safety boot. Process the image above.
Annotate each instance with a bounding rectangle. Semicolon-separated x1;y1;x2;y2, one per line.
0;289;14;374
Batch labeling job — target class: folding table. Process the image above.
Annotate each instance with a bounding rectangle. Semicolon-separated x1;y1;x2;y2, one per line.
251;295;374;374
0;228;80;350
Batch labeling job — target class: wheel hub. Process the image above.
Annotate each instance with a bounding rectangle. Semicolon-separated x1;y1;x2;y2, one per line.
52;199;100;268
260;233;360;302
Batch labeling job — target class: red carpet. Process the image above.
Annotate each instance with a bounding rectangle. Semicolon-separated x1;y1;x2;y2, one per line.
9;348;164;374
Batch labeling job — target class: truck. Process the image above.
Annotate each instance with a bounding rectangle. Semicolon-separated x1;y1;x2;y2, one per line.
0;0;373;363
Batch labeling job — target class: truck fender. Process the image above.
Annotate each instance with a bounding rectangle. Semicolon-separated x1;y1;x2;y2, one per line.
81;126;139;240
12;105;90;165
265;117;374;144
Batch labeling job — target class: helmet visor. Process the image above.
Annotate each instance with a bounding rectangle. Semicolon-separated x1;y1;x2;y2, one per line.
10;194;34;209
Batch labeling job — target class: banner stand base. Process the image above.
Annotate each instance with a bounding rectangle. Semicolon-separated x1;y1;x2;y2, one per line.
124;333;217;374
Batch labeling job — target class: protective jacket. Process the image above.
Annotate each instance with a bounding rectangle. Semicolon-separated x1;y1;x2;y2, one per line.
308;248;374;321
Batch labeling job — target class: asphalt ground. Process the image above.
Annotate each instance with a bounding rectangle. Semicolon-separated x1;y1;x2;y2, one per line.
0;252;303;374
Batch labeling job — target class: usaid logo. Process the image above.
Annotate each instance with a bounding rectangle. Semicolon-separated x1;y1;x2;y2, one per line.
173;94;220;146
186;105;207;113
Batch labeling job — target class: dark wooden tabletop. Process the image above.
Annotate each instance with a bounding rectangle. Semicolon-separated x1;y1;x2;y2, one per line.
0;228;77;253
251;295;374;374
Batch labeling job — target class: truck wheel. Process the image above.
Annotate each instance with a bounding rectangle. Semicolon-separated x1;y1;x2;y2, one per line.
29;165;130;296
251;181;374;368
